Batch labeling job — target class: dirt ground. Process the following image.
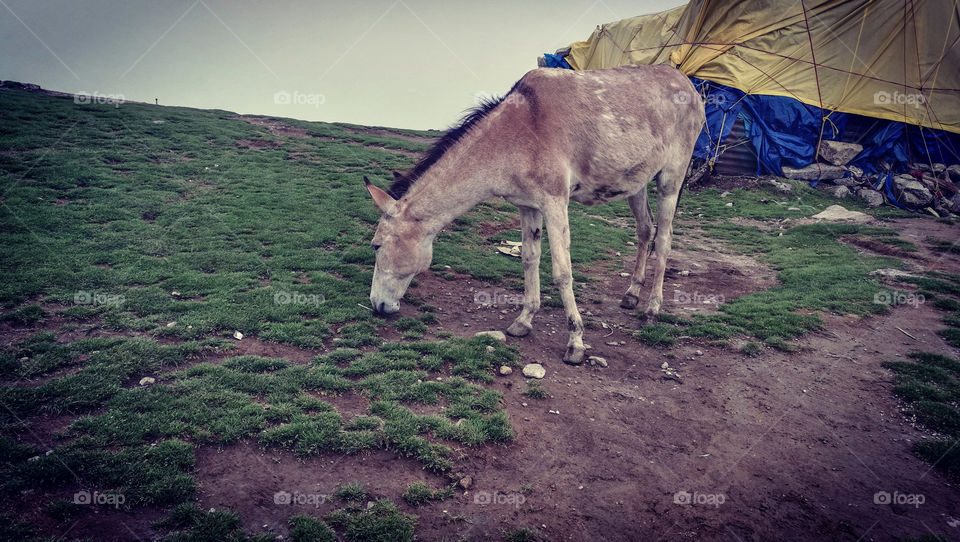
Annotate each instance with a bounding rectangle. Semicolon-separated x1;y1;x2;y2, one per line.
7;117;960;541
167;216;960;542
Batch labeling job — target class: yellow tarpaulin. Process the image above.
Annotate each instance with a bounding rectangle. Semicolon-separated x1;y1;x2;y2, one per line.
565;0;960;134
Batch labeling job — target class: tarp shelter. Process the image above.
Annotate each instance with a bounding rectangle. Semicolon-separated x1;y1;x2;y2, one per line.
545;0;960;178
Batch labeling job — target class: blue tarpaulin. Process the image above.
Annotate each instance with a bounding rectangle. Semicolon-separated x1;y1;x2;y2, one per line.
540;55;960;179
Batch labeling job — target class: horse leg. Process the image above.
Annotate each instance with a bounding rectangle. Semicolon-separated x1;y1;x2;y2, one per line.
645;167;683;322
620;189;655;310
506;206;543;337
542;199;585;365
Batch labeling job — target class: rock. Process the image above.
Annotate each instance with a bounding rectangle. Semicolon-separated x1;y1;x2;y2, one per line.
485;345;495;353
910;162;931;173
892;175;933;208
818;141;863;166
139;377;156;386
855;187;885;207
499;365;513;375
846;165;864;179
933;196;953;217
830;186;851;199
522;363;546;379
587;356;608;367
933;163;946;174
605;341;619;346
782;164;845;181
811;205;873;223
475;330;506;342
869;268;918;279
724;202;733;207
948;192;960;213
232;330;244;340
661;361;669;369
946;164;960;184
831;176;860;187
458;476;472;489
767;179;793;192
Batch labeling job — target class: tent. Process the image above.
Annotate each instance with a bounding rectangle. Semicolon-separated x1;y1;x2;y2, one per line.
542;0;960;185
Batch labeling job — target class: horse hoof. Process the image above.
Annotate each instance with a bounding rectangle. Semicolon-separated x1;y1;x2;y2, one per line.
619;294;639;309
563;345;585;365
643;310;660;324
506;321;531;337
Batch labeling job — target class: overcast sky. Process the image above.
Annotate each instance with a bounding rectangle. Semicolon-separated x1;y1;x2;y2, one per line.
0;0;683;129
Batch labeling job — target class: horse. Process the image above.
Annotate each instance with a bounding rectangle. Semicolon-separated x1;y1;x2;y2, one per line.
364;64;705;365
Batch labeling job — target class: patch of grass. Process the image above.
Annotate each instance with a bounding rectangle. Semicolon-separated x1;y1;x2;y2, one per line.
289;514;336;542
0;305;47;326
522;380;549;399
334;482;369;502
633;323;680;346
883;351;960;480
741;342;763;356
401;481;453;506
505;528;546;542
932;297;960;312
326;498;417;542
925;237;960;254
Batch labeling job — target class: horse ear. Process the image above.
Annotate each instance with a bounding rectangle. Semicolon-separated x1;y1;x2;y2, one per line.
364;176;397;213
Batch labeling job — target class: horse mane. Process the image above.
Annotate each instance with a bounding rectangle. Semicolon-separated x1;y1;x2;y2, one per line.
388;85;521;199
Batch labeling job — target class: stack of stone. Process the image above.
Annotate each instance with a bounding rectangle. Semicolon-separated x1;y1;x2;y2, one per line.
781;140;960;216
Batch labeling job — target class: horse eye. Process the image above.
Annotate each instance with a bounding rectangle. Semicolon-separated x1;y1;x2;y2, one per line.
372;243;381;252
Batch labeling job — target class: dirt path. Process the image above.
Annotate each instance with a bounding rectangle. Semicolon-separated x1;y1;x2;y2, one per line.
188;217;960;541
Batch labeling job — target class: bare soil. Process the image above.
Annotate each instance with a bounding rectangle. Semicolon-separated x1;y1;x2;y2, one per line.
190;216;960;542
8;122;960;541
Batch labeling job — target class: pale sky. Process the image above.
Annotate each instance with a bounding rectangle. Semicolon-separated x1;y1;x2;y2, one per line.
0;0;683;130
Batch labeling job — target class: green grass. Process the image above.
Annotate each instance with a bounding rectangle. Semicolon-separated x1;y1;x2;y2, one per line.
883;352;960;481
0;84;954;541
401;481;453;506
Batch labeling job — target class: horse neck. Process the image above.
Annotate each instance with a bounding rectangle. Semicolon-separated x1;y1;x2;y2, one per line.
401;134;504;236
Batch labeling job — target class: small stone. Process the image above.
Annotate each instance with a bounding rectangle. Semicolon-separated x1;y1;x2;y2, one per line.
782;164;845;181
724;202;733;207
767;179;794;192
661;361;669;369
139;377;155;386
522;363;546;379
166;321;176;327
830;185;851;199
605;341;619;346
458;476;472;489
485;345;495;353
619;272;631;277
818;140;863;166
720;191;730;198
678;270;690;276
695;350;703;356
499;365;513;375
171;291;181;296
587;356;608;367
475;330;506;342
811;204;872;223
233;330;243;340
855;187;885;207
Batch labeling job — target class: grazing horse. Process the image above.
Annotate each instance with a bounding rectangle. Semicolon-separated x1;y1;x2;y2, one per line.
365;64;705;365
